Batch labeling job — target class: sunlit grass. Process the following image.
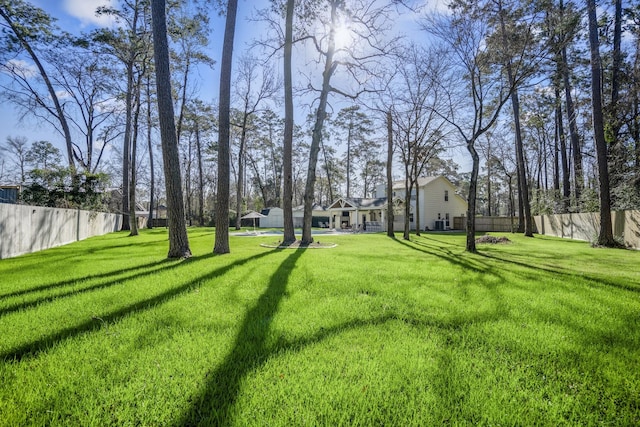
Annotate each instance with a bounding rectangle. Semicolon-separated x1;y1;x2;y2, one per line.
0;229;639;425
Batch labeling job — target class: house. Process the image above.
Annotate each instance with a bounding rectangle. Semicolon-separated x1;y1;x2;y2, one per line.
260;207;283;228
327;197;392;231
0;185;20;204
259;204;329;228
381;176;467;231
326;176;467;232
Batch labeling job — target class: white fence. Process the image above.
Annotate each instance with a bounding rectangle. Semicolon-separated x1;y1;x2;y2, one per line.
534;210;640;249
0;204;122;259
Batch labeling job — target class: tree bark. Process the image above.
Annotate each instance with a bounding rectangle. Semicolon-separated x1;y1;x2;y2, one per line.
128;72;142;236
559;31;583;204
386;110;394;238
587;0;615;246
608;0;623;206
121;58;134;232
196;120;205;226
150;0;191;258
282;0;296;245
146;75;155;229
301;1;338;245
497;2;532;237
214;0;238;254
466;139;479;253
555;84;571;212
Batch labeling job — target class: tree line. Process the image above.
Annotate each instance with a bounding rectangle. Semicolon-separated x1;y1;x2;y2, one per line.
1;0;638;255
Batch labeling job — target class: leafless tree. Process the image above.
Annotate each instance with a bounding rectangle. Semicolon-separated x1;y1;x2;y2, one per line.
424;1;533;252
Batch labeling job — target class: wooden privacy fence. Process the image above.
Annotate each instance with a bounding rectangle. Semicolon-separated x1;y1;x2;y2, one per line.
534;210;640;249
453;216;530;233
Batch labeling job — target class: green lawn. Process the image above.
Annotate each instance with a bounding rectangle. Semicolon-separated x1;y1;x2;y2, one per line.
0;228;639;426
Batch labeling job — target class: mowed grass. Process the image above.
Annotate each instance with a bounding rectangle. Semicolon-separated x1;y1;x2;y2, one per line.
0;228;639;426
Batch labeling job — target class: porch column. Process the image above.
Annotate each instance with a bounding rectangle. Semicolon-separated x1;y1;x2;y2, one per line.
354;209;359;230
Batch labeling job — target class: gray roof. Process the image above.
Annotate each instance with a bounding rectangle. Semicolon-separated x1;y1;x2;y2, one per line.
329;197;388;210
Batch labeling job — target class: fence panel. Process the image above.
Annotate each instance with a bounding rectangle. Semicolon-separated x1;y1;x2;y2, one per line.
534;210;640;249
0;204;121;259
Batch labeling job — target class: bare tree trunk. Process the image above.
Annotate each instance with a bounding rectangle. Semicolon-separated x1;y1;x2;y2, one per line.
150;0;191;258
497;2;532;236
195;120;205;226
282;0;296;245
129;73;142;236
511;87;533;236
146;75;155;229
486;138;492;216
346;123;352;198
608;0;623;207
561;50;583;204
214;0;238;254
555;85;571;212
176;58;190;145
386;111;395;238
466;140;480;253
320;138;334;203
301;1;338;245
235;125;247;230
587;0;615;246
121;60;133;232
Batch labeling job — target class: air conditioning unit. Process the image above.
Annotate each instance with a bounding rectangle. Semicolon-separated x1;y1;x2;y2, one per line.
435;220;444;231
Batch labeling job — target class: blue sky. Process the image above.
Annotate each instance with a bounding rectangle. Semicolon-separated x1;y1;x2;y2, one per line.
1;0;466;176
0;0;257;157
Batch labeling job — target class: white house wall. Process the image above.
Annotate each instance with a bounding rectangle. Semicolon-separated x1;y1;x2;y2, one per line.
419;178;467;230
380;177;467;231
259;208;284;228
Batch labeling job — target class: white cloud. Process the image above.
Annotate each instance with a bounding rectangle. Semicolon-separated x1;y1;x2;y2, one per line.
55;90;72;100
63;0;118;28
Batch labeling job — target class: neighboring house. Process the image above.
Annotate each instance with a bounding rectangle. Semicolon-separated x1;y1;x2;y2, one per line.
326;176;467;232
260;207;283;228
259;204;329;228
0;185;20;204
381;176;467;231
293;203;329;228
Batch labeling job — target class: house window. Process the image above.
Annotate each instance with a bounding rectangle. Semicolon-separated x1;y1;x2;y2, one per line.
444;190;449;202
409;214;414;222
445;213;450;226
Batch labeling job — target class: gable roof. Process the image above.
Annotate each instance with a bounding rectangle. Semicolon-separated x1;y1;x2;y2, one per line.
292;203;327;212
329;197;387;210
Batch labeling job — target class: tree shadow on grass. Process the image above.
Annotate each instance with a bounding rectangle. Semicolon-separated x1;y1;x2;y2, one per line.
392;236;492;275
0;258;180;317
480;251;640;294
179;248;306;425
0;258;173;301
0;249;279;361
177;245;514;426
